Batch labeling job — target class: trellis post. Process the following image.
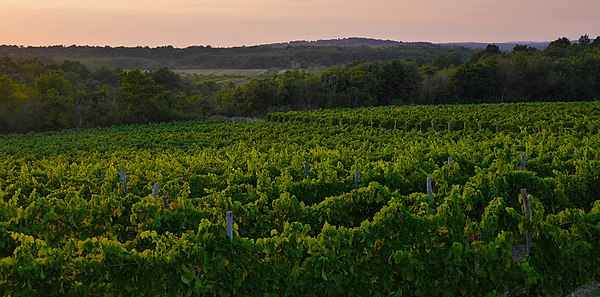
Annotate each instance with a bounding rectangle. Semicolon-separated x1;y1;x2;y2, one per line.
521;189;532;253
226;211;234;241
427;177;434;203
119;170;128;195
152;183;159;199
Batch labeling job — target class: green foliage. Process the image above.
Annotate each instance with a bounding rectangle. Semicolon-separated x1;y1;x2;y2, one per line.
0;102;598;295
0;42;472;69
450;63;496;103
2;34;600;132
34;72;72;96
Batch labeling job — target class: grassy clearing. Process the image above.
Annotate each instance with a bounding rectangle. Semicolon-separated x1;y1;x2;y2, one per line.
174;68;270;76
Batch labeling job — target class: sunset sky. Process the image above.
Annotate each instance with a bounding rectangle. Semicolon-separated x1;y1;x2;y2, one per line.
1;0;598;47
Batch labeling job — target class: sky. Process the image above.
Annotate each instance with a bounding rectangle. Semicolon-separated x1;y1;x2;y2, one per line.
0;0;599;47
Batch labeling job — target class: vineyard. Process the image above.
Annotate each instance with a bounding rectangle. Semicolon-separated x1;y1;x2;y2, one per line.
0;102;599;296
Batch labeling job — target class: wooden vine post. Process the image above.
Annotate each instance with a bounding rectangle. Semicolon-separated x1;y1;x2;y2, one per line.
119;170;128;195
427;177;434;204
152;183;159;199
163;196;170;210
226;211;234;241
304;161;310;177
521;189;532;253
226;210;234;295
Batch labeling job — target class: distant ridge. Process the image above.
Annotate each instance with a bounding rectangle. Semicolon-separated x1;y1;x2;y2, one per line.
438;41;550;51
0;37;557;70
265;38;551;51
0;38;468;69
266;37;425;48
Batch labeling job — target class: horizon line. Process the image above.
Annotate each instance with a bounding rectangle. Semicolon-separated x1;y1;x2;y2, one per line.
0;36;566;49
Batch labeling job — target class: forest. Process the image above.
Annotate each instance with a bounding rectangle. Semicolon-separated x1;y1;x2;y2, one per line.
1;35;599;133
0;39;469;69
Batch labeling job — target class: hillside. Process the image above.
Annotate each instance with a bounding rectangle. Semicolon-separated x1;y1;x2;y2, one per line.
0;40;471;70
440;41;550;52
1;38;560;71
267;37;410;47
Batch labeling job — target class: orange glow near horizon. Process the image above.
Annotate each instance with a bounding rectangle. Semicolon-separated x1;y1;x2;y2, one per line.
1;0;599;47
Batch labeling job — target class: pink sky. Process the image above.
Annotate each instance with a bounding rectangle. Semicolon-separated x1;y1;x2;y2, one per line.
1;0;598;47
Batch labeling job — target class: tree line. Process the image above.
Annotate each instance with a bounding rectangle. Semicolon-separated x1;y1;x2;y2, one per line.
1;35;599;133
214;35;600;115
0;60;205;133
0;41;469;70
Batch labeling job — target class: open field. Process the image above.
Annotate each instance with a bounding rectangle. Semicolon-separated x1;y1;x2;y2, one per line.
0;102;598;296
174;67;324;76
174;68;270;76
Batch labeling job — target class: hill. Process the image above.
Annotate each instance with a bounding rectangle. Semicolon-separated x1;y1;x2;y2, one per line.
3;37;557;70
439;41;550;52
267;37;411;48
0;40;471;70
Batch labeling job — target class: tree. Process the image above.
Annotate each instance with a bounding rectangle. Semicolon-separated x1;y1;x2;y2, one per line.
152;67;181;91
194;80;222;97
372;60;422;105
217;77;279;116
578;34;591;46
574;52;600;99
345;68;378;107
0;57;19;76
470;44;502;62
450;63;496;103
91;67;122;86
321;66;350;108
34;73;75;129
512;45;537;54
0;75;28;133
549;37;571;47
547;59;576;101
242;78;279;115
510;53;553;101
39;89;75;129
277;70;308;109
484;44;501;55
432;52;463;69
0;75;25;103
119;69;161;123
420;67;457;104
89;85;120;126
545;37;573;58
479;55;517;101
18;59;47;84
34;72;72;96
60;60;90;79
